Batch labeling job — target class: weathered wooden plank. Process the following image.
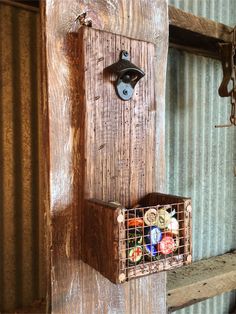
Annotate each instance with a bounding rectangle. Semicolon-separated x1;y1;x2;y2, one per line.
167;252;236;312
169;5;234;59
82;200;123;284
41;0;168;313
78;27;157;206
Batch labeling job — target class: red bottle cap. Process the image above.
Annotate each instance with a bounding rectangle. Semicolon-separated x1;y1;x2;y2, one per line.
158;235;175;255
128;245;143;264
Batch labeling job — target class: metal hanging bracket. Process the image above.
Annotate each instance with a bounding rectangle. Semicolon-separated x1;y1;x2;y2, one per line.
217;26;236;128
105;50;145;101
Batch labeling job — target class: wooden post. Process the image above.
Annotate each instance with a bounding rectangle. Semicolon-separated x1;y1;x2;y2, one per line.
41;1;168;313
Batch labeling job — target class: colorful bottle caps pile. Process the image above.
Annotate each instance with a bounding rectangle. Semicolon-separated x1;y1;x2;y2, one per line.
127;207;180;265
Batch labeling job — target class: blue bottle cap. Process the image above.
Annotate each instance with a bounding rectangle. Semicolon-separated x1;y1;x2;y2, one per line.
144;244;159;261
145;226;162;245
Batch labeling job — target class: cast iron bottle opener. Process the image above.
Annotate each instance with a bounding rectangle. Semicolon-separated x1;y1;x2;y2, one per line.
105;50;145;101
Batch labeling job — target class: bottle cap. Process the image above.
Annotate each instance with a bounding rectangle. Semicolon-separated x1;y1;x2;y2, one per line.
145;226;162;245
144;244;159;260
143;208;157;226
128;217;144;227
167;217;179;235
128;245;143;264
158;235;175;255
128;228;143;245
164;233;180;251
156;209;171;229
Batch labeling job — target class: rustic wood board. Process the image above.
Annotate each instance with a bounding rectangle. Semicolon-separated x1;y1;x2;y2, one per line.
167;252;236;312
41;0;168;313
83;199;124;284
77;27;157;207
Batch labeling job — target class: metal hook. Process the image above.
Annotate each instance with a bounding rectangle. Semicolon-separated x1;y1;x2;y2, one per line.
217;25;236;127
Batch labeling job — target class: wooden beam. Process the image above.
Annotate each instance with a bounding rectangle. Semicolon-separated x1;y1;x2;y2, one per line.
169;5;234;59
167;252;236;312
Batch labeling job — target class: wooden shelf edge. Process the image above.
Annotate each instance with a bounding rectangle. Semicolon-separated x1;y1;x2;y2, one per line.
169;5;234;59
167;251;236;312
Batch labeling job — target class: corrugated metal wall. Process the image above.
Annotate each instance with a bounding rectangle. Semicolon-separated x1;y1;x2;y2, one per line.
167;0;236;313
0;2;45;313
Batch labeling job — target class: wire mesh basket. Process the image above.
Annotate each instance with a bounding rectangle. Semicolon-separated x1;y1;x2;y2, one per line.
83;193;192;283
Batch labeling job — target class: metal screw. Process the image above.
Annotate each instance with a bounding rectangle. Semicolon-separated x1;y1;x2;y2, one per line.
123;89;128;95
123;51;128;57
117;214;124;223
119;273;126;282
186;204;192;213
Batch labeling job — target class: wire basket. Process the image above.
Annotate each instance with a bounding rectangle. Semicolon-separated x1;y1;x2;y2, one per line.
83;193;192;283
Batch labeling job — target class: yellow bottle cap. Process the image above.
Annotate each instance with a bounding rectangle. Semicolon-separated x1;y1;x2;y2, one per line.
143;208;157;226
156;209;171;229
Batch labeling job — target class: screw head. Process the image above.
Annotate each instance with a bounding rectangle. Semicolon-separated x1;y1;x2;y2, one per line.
186;204;192;213
123;89;128;95
117;214;124;223
123;51;128;57
119;273;126;282
186;255;192;263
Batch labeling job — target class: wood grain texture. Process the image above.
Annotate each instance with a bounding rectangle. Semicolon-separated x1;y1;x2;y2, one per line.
83;199;123;284
167;252;236;312
169;5;234;59
42;0;168;313
77;27;157;207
